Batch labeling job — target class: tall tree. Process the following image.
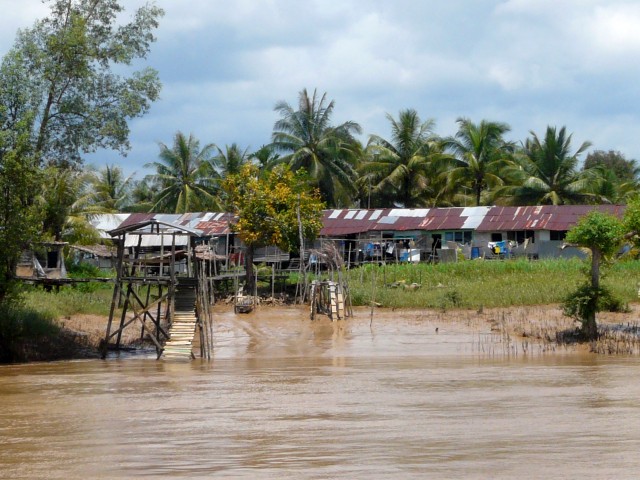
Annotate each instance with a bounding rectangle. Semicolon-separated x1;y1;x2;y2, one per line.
146;131;219;213
361;109;445;207
250;144;280;177
40;166;98;244
208;143;252;179
0;0;163;167
584;150;639;184
443;118;513;206
0;117;42;304
83;164;134;213
222;164;324;294
126;177;160;213
271;88;362;207
497;126;599;205
584;150;639;204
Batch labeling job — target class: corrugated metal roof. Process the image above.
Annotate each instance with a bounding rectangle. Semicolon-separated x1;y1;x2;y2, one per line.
88;213;131;239
320;205;626;236
196;213;237;235
124;234;190;248
91;205;628;240
116;213;155;230
476;205;625;231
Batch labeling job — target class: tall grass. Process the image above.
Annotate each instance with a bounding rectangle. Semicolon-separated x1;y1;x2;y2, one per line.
346;258;640;309
0;304;60;362
22;283;115;318
17;258;640;316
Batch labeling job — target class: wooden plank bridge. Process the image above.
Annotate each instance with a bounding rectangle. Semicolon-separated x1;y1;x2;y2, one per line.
163;278;198;360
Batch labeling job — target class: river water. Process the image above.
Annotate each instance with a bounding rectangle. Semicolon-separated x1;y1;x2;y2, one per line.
2;307;640;479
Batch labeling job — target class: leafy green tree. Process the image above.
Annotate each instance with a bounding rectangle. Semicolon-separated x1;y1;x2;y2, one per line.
360;109;445;207
497;126;600;205
222;164;324;294
146;131;220;213
584;150;639;184
563;211;625;339
584;150;639;204
443;118;513;206
0;0;163;167
0;118;42;304
271;88;362;207
623;197;640;241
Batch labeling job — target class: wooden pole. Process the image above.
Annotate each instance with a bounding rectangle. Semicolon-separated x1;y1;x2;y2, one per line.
102;235;125;358
296;197;305;304
370;269;376;327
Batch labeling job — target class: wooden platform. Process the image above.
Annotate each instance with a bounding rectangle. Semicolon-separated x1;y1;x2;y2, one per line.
162;281;198;360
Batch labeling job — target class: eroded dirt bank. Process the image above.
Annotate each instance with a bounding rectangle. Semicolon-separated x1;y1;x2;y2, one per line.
39;303;640;361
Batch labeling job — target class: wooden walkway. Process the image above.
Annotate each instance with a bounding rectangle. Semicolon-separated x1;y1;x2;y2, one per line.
162;280;198;360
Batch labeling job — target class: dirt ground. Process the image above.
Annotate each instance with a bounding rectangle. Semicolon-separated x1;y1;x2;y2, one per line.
56;303;640;358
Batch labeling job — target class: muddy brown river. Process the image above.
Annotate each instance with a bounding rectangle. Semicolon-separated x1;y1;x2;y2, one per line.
2;307;640;479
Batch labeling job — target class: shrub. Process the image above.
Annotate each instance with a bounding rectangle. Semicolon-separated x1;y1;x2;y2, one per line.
0;304;59;363
562;283;628;324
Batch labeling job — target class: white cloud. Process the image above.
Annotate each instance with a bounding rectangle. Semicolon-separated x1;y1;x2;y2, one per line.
3;0;640;173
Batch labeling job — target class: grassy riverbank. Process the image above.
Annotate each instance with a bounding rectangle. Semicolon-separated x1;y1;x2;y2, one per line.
17;257;640;316
0;283;115;363
2;257;639;362
345;258;640;309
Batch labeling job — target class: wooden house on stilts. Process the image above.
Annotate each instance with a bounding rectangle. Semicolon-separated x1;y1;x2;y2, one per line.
101;219;216;360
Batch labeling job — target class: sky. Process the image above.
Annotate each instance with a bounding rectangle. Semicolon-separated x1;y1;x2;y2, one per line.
1;0;640;178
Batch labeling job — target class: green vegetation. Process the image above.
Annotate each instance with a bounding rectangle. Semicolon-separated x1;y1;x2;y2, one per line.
22;283;115;319
223;164;325;293
562;210;627;338
345;258;640;310
0;303;59;363
2;2;640;359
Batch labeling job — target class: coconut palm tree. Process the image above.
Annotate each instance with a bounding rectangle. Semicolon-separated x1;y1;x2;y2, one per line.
271;88;362;207
209;143;252;179
124;177;161;213
496;126;600;205
82;164;134;213
360;109;446;207
250;144;280;177
443;118;513;206
145;131;219;213
41;167;98;244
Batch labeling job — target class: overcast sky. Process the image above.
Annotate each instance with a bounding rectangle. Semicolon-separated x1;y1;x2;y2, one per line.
1;0;640;177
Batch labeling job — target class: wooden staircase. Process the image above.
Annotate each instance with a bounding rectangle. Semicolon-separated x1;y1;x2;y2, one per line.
162;278;198;360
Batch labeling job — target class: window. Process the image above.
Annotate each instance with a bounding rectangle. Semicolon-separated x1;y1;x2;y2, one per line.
444;231;472;244
550;230;567;241
491;233;503;242
507;230;534;244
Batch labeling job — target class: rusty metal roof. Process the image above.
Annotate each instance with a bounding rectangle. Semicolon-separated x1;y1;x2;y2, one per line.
107;212;237;237
477;205;625;231
194;212;237;235
320;205;626;236
92;205;627;240
321;206;494;236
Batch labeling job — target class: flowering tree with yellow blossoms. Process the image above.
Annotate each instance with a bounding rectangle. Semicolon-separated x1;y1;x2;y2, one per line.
222;164;324;294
